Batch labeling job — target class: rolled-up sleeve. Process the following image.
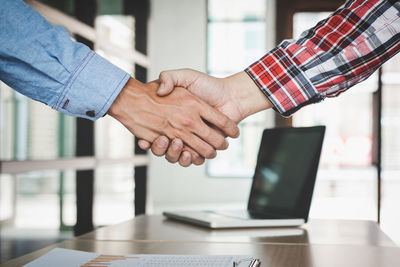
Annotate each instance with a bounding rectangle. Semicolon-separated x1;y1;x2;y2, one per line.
246;0;400;117
0;0;130;120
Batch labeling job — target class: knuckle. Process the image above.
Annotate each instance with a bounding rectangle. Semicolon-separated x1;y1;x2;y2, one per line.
172;128;185;140
180;116;194;128
171;113;186;126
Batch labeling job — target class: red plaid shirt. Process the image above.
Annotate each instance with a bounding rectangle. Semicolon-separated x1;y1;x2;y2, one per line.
246;0;400;116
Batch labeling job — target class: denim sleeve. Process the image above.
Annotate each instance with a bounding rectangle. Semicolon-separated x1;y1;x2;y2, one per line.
0;0;130;120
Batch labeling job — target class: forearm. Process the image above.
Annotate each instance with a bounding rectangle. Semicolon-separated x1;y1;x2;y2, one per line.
0;0;129;120
245;0;400;117
223;71;273;120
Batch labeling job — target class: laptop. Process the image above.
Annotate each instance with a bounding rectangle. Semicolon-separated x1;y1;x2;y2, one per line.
163;126;326;229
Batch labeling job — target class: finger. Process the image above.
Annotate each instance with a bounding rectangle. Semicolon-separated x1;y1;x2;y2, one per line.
182;146;205;165
150;136;170;157
138;139;151;150
179;131;217;159
165;138;184;163
178;151;192;167
200;105;240;138
191;120;229;150
192;156;205;166
125;125;162;152
126;124;160;142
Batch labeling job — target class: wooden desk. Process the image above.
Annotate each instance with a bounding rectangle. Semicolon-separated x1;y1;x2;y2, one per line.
2;239;400;267
79;215;395;246
2;215;399;267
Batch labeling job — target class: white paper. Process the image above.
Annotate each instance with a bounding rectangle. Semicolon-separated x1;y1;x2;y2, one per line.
23;248;255;267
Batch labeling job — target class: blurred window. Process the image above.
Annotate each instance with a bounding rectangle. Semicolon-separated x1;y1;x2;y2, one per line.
292;12;377;220
381;53;400;244
0;174;15;222
0;82;75;161
93;15;136;226
207;0;274;177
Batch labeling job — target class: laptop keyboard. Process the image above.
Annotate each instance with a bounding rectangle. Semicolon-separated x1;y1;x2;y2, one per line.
207;210;255;220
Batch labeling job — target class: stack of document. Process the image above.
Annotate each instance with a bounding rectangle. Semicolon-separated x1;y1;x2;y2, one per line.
24;248;261;266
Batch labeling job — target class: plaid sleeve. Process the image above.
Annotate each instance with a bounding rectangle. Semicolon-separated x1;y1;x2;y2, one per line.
246;0;400;117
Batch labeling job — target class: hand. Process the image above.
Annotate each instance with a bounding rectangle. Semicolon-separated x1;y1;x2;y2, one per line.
108;78;240;159
138;69;273;166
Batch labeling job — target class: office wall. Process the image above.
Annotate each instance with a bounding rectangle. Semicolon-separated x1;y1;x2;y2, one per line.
147;0;253;212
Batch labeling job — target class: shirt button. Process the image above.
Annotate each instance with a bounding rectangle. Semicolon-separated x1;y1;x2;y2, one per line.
86;110;96;117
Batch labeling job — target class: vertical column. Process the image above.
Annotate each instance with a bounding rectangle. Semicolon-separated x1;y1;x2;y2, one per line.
73;0;97;236
274;0;293;127
372;68;383;223
124;0;150;216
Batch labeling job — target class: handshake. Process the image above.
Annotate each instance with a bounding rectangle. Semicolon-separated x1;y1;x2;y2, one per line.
108;69;272;167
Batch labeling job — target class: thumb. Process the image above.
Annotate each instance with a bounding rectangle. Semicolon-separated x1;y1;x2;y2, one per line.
157;71;177;96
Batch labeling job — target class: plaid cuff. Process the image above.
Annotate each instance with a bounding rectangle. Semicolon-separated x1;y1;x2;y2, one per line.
245;41;325;117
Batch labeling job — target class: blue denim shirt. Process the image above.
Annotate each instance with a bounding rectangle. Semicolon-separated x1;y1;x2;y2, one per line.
0;0;130;120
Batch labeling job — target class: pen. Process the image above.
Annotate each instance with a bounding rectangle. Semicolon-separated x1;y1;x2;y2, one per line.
233;258;261;267
250;259;261;267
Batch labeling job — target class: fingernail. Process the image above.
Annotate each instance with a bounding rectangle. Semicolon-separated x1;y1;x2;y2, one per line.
183;151;191;161
173;139;182;150
158;137;168;148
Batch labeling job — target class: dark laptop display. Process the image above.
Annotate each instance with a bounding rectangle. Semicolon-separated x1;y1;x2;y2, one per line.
164;126;325;229
248;126;325;221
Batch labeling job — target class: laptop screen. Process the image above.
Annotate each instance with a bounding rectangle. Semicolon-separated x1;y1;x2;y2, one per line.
248;126;325;220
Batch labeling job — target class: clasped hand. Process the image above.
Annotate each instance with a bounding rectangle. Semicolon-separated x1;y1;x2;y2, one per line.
108;78;240;165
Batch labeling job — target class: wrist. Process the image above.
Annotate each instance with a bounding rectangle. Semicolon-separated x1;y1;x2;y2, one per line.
223;71;273;120
108;77;142;119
